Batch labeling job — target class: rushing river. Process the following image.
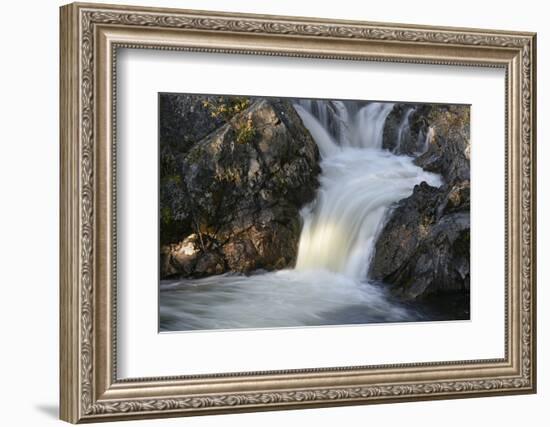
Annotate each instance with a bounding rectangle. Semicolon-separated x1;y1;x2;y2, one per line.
160;100;442;332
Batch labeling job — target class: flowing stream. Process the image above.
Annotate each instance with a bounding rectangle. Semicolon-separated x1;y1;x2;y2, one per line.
160;101;442;331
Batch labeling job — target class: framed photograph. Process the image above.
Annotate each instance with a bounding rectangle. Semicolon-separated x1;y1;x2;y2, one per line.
60;2;537;423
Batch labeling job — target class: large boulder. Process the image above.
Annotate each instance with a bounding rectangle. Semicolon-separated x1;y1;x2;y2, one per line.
369;180;470;301
160;98;320;278
159;94;229;245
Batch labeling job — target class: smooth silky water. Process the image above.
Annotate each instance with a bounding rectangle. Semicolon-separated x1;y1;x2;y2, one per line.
160;101;442;331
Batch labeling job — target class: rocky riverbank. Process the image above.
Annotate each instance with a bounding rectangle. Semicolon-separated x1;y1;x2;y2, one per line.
159;95;320;278
370;104;470;305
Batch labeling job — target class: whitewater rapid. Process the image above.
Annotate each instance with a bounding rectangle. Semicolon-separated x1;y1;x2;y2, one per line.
160;100;442;332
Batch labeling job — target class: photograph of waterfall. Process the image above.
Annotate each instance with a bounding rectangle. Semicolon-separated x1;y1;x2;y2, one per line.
158;93;470;332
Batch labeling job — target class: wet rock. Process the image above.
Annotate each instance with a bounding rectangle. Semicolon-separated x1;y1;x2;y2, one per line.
195;252;226;276
160;98;320;278
414;105;470;182
159;94;229;245
370;179;470;301
159;93;227;154
160;234;201;277
371;104;471;302
382;104;432;155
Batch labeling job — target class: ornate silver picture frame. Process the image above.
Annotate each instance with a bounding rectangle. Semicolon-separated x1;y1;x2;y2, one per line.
60;2;536;423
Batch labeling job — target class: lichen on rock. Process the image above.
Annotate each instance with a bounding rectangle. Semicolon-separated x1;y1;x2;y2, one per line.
160;96;320;279
371;104;471;305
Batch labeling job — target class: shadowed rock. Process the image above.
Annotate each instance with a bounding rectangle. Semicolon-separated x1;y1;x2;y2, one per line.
369;180;470;301
371;105;470;303
160;97;320;278
382;104;432;155
414;105;470;183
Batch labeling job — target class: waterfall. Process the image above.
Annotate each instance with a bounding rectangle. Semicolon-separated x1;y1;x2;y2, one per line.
160;99;443;331
293;104;340;158
294;100;354;149
394;107;415;153
422;126;434;154
294;101;441;280
353;103;395;148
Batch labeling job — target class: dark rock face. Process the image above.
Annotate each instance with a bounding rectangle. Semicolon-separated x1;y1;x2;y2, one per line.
370;105;470;302
160;97;320;279
382;104;432;155
159;94;228;245
369;180;470;300
160;93;226;154
414;105;470;183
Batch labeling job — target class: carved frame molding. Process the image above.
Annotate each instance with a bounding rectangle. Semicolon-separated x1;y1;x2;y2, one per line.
60;2;536;423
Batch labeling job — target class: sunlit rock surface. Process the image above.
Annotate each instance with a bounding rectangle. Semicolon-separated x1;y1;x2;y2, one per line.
160;97;320;278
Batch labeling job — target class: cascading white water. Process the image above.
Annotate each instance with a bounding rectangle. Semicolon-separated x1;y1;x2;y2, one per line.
353;103;395;148
293;102;440;280
422;126;434;154
394;107;415;153
160;100;442;331
292;104;341;158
